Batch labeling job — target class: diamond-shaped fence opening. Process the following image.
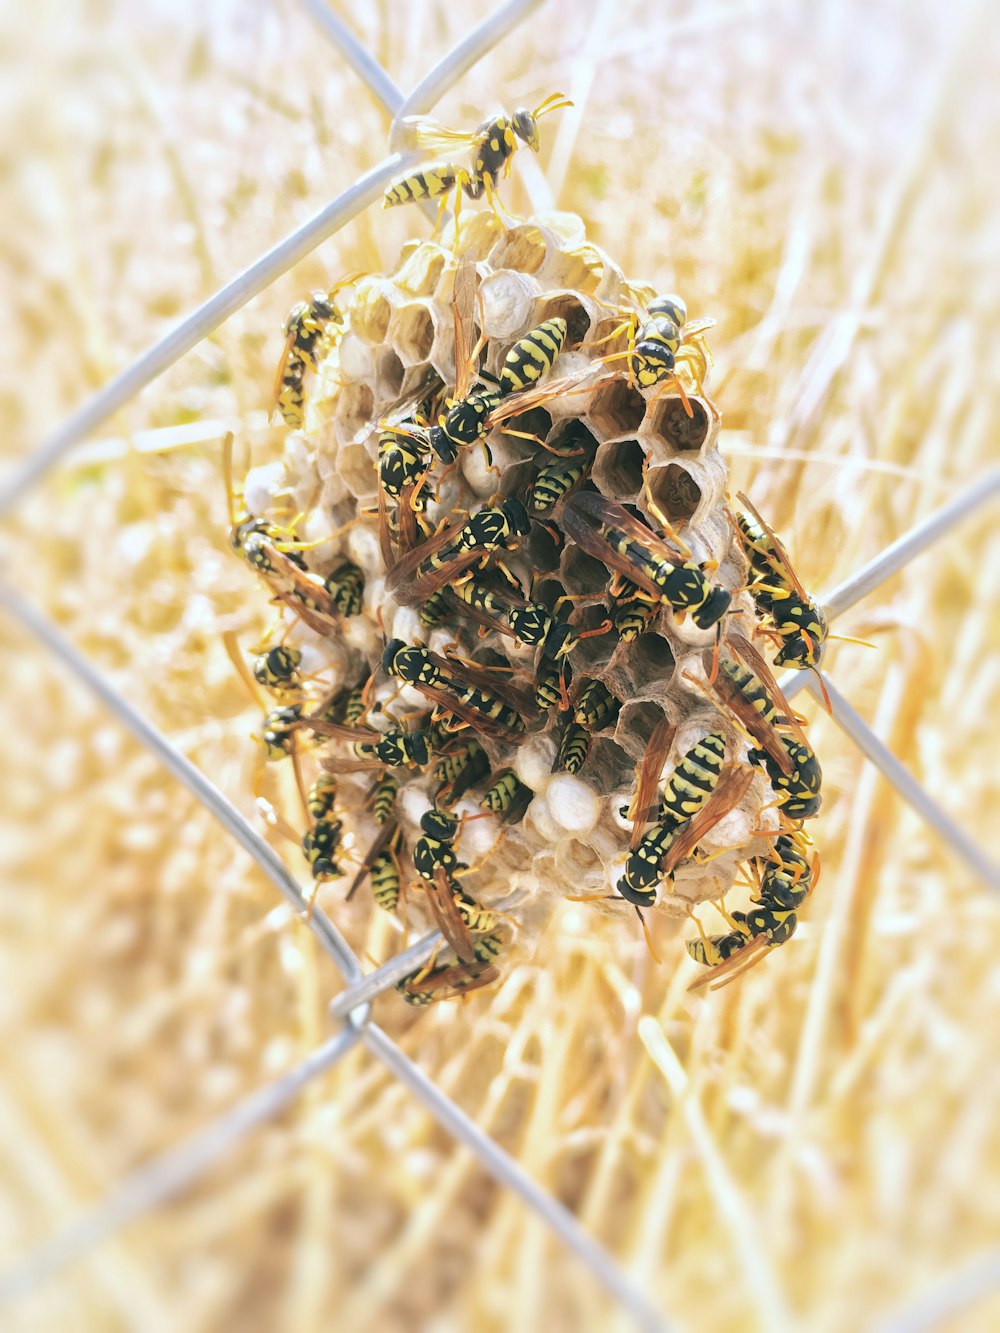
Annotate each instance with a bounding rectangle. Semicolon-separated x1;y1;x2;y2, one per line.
2;2;998;1329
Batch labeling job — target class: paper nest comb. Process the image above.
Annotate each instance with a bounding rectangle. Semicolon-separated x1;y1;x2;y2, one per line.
240;209;782;974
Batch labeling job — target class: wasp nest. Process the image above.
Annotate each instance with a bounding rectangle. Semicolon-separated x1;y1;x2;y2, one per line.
238;209;802;998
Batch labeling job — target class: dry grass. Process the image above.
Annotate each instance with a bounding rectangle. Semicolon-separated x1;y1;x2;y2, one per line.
2;0;999;1329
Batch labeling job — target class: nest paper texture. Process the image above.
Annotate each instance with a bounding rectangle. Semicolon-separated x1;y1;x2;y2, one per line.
2;1;999;1331
245;213;773;963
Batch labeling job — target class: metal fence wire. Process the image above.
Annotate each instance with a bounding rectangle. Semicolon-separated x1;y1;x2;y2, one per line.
1;3;998;1329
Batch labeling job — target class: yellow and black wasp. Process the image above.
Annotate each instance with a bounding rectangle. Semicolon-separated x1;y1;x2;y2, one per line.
561;491;732;630
594;292;715;414
411;809;505;962
703;633;822;821
734;491;829;671
382;640;535;742
252;644;304;699
384;497;531;605
396;931;505;1006
608;575;660;641
273;273;365;428
528;451;594;516
224;434;364;638
687;831;820;990
384;93;573;230
573;678;621;731
552;717;591;774
479;769;533;824
617;726;730;907
618;762;755;908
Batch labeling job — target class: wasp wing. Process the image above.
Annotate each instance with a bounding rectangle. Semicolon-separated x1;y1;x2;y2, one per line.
659;766;755;877
735;491;809;600
628;715;676;850
425;866;479;965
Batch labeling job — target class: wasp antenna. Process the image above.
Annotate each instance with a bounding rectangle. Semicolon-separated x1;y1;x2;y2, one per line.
810;665;833;714
635;906;662;965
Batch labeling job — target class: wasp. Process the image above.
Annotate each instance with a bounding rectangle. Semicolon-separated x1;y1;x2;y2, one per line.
498;317;568;395
432;741;490;799
595;293;715;412
480;769;533;824
687;833;819;989
561;491;731;630
386;93;573;230
311;717;434;770
573;679;621;731
448;567;586;667
259;704;304;760
306;771;339;821
608;576;660;641
396;931;505;1006
617;763;755;907
618;730;728;906
553;717;591;774
301;815;346;882
734;492;828;670
534;656;573;712
382;640;533;741
370;772;401;825
272;273;364;428
252;644;304;698
528;453;593;516
412;809;504;964
345;818;404;913
224;434;360;637
703;634;822;821
384;498;531;605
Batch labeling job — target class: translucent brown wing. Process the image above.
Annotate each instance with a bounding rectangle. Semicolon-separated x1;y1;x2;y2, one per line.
687;932;770;992
658;766;755;877
344;820;400;903
425;866;479;965
628;715;676;850
736;491;808;600
727;632;811;749
399;959;501;1004
451;255;479;402
485;368;616;428
561;490;688;604
702;649;794;778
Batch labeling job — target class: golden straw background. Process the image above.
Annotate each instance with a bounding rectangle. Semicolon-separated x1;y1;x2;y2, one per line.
3;0;999;1329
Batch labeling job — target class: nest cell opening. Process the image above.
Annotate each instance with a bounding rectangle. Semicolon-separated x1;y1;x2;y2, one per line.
589;735;634;789
624;632;675;693
561;545;613;598
522;522;564;574
546;419;597;458
391;301;437;366
586;377;646;440
337;442;379;500
567;603;618;673
486;224;549;276
351;285;392;344
335;383;376;441
535;293;593;347
644;462;703;526
644;395;711;452
497;408;554;453
377;350;405;398
592;438;645;501
617;700;666;755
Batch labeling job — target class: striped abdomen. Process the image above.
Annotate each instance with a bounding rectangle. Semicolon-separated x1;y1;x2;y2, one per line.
660;732;726;827
383;165;458;207
499;318;567;394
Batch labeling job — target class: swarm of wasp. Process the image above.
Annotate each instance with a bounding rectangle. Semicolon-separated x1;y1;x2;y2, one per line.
225;95;830;1002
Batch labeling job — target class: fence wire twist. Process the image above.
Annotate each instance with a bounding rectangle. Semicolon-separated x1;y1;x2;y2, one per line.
1;3;998;1330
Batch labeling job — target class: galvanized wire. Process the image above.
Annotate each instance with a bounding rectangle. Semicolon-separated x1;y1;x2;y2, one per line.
1;1;998;1327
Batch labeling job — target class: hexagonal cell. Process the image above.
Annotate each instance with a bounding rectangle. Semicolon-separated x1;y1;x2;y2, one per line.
335;382;375;442
351;283;393;344
546;419;597;458
390;301;436;366
496;407;553;450
394;242;447;297
478;270;539;341
533;292;593;347
522;525;563;573
589;735;634;789
592;438;644;501
625;632;675;694
644;462;703;526
337;442;377;499
376;350;405;399
487;224;549;275
561;544;612;598
568;606;617;675
615;700;666;760
586;377;645;440
644;395;711;452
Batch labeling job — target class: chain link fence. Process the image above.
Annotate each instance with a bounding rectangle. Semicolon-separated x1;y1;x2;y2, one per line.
2;2;998;1328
